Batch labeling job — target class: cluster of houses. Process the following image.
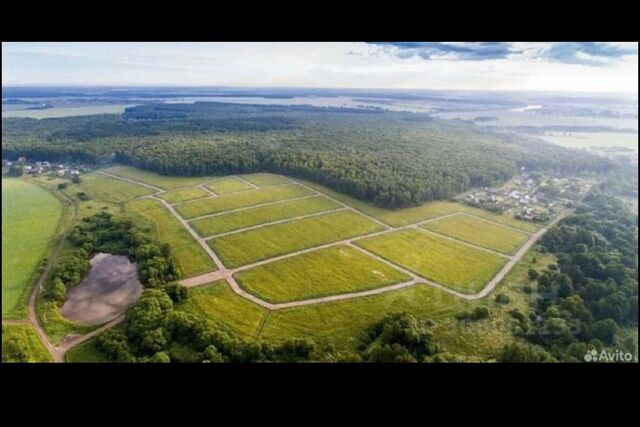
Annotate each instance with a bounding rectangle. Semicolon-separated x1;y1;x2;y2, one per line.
458;167;592;223
3;157;89;178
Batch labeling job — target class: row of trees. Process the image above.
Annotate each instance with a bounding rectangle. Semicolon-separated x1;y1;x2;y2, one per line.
2;102;613;208
500;191;638;362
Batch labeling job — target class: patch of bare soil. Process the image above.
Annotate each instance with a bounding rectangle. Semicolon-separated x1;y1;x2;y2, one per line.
60;253;142;325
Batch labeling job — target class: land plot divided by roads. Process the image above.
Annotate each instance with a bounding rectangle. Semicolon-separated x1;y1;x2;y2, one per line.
191;195;340;237
209;210;385;268
421;214;530;255
157;187;211;204
175;184;314;219
205;177;253;194
235;245;411;303
355;228;507;294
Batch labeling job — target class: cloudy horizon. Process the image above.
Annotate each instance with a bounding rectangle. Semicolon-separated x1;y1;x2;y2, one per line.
2;42;638;94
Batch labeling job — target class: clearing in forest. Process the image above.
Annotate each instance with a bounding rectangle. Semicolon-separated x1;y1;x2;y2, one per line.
235;245;410;303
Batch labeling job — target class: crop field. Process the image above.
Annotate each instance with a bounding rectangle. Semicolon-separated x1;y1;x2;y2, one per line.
2;323;52;362
259;284;470;350
209;210;384;268
241;173;291;187
176;281;266;337
128;199;216;276
235;245;410;303
356;229;507;294
2;179;63;319
205;177;253;194
190;196;340;237
298;178;538;231
175;184;314;219
104;165;219;190
73;172;155;204
157;187;210;204
422;214;530;255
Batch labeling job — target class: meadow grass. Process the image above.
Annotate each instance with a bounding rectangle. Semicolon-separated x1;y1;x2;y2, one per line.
36;296;96;345
356;228;506;294
128;198;216;277
297;178;538;231
2;179;63;319
205;177;253;194
1;323;52;362
259;284;470;350
71;172;155;204
190;195;340;237
176;281;266;338
104;165;219;190
422;214;530;255
157;187;210;204
64;338;110;363
241;173;291;187
209;210;384;268
175;184;313;219
235;245;410;303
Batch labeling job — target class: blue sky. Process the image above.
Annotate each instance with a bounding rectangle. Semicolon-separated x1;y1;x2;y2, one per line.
2;42;637;93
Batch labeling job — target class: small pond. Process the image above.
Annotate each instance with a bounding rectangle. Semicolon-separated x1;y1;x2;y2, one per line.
60;253;143;326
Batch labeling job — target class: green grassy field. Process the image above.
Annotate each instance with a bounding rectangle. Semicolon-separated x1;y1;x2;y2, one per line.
422;214;530;255
128;199;216;277
176;184;314;219
1;323;52;362
36;297;96;345
104;165;219;190
298;178;538;231
356;229;507;294
241;173;290;187
259;284;470;350
157;187;210;204
209;210;384;268
176;281;266;338
191;196;340;237
235;245;410;303
64;338;109;363
72;172;155;204
205;177;253;194
2;179;63;319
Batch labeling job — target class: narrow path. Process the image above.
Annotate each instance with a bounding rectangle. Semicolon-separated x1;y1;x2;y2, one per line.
185;194;317;222
170;182;294;207
233;175;259;189
97;170;165;192
457;211;535;235
411;224;512;259
198;183;218;197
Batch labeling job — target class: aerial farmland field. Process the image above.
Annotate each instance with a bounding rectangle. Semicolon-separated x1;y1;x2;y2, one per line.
2;179;63;319
422;214;531;255
205;176;253;194
356;228;507;294
190;195;340;237
103;165;219;190
235;245;410;303
208;210;384;268
175;184;314;219
156;187;211;204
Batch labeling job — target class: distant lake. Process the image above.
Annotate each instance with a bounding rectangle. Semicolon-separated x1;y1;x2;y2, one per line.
1;104;135;119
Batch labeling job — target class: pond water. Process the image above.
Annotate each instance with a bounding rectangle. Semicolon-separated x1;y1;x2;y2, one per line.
60;253;142;326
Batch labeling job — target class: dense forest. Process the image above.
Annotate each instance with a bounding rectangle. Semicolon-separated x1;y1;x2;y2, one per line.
2;102;613;208
500;190;638;362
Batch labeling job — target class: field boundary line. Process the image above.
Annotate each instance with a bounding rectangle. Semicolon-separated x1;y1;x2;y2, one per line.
185;194;318;222
171;182;297;207
97;170;165;192
456;211;536;235
411;225;513;259
204;207;348;240
233;175;259;189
